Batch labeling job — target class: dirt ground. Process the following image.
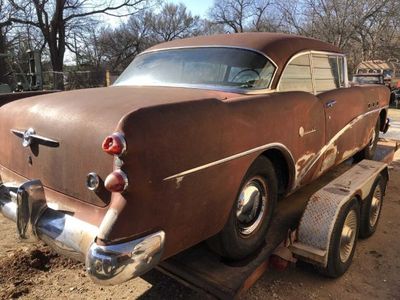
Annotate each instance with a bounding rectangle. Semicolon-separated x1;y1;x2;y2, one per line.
1;110;400;300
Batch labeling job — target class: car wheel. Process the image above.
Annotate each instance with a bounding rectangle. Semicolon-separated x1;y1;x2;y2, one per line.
207;156;277;260
359;175;385;238
320;198;360;278
354;117;380;162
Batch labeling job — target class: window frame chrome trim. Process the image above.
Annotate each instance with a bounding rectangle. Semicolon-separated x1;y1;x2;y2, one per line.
114;45;279;95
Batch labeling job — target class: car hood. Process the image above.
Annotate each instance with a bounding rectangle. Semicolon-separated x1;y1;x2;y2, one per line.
0;86;238;207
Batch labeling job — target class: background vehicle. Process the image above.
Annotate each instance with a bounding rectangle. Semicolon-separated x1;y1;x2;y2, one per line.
352;73;385;85
355;60;399;89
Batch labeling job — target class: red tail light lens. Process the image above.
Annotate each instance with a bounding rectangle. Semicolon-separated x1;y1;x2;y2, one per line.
104;170;128;193
102;133;126;156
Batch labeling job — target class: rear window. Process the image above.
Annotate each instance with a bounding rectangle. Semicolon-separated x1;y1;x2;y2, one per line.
114;47;276;91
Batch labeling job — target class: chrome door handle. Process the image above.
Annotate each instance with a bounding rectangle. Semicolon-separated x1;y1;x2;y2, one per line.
326;100;337;108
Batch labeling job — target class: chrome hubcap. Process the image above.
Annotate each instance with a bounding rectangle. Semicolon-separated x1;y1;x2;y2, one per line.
339;209;357;263
236;177;267;236
369;185;382;228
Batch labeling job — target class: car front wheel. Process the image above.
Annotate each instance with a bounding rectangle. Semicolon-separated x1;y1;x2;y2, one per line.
207;156;278;260
354;117;380;162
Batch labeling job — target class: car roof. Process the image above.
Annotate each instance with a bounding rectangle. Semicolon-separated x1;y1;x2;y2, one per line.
145;32;342;88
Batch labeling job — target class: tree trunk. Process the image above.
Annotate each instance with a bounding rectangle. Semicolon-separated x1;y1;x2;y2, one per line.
48;40;65;90
0;27;10;86
45;0;66;90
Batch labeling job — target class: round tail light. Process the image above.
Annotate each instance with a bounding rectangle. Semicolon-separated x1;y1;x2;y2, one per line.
104;169;128;193
102;133;126;156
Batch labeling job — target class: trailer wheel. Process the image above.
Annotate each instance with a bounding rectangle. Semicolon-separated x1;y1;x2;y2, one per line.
359;175;385;238
207;156;277;260
321;198;360;278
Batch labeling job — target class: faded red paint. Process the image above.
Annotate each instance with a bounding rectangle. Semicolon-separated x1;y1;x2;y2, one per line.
0;33;390;260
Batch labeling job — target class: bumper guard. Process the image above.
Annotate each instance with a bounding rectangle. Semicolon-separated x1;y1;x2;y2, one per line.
0;180;165;285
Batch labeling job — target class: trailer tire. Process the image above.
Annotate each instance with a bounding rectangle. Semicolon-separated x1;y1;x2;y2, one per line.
207;156;277;260
359;175;385;238
320;198;360;278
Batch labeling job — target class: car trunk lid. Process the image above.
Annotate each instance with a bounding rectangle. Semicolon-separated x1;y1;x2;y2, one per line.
0;86;238;207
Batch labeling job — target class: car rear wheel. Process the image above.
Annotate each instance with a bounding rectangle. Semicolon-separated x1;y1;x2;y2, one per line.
354;117;380;162
207;156;277;260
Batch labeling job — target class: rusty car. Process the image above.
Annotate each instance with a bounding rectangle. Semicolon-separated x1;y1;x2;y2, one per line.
0;33;390;285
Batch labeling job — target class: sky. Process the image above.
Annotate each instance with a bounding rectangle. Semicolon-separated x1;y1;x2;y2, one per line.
169;0;214;17
100;0;214;28
66;0;215;64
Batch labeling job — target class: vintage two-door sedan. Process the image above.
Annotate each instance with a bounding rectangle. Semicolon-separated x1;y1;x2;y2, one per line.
0;33;390;285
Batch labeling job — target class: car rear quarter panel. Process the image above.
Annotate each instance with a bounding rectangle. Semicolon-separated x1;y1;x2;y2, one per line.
109;92;326;258
316;85;388;171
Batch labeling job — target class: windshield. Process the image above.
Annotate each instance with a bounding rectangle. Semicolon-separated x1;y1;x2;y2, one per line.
352;76;383;84
114;47;276;90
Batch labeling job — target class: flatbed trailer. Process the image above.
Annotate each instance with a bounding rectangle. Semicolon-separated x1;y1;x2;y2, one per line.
157;139;399;299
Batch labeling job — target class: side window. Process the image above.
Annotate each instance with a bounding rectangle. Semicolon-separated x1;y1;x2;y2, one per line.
313;54;345;93
279;54;313;93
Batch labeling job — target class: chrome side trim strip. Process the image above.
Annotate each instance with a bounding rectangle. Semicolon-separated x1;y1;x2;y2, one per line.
163;106;387;184
296;106;387;183
163;143;295;181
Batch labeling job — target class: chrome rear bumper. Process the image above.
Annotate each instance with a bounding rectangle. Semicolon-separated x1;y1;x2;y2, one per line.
0;180;165;285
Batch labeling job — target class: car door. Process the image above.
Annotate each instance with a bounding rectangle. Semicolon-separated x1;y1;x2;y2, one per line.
314;54;370;173
278;52;327;186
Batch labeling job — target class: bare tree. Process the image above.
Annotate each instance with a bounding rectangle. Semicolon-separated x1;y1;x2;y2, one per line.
0;0;13;50
209;0;278;33
199;19;225;35
151;3;201;41
0;0;15;83
279;0;400;72
209;0;252;33
8;0;151;88
95;2;203;72
95;12;155;72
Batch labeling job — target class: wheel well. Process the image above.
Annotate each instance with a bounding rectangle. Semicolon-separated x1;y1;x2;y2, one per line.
353;193;362;206
379;109;387;131
261;149;292;199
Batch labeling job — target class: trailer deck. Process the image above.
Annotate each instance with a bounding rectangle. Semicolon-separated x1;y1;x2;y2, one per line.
157;139;399;299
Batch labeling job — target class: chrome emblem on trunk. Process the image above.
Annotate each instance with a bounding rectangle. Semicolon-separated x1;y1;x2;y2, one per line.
22;128;35;147
11;128;60;148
